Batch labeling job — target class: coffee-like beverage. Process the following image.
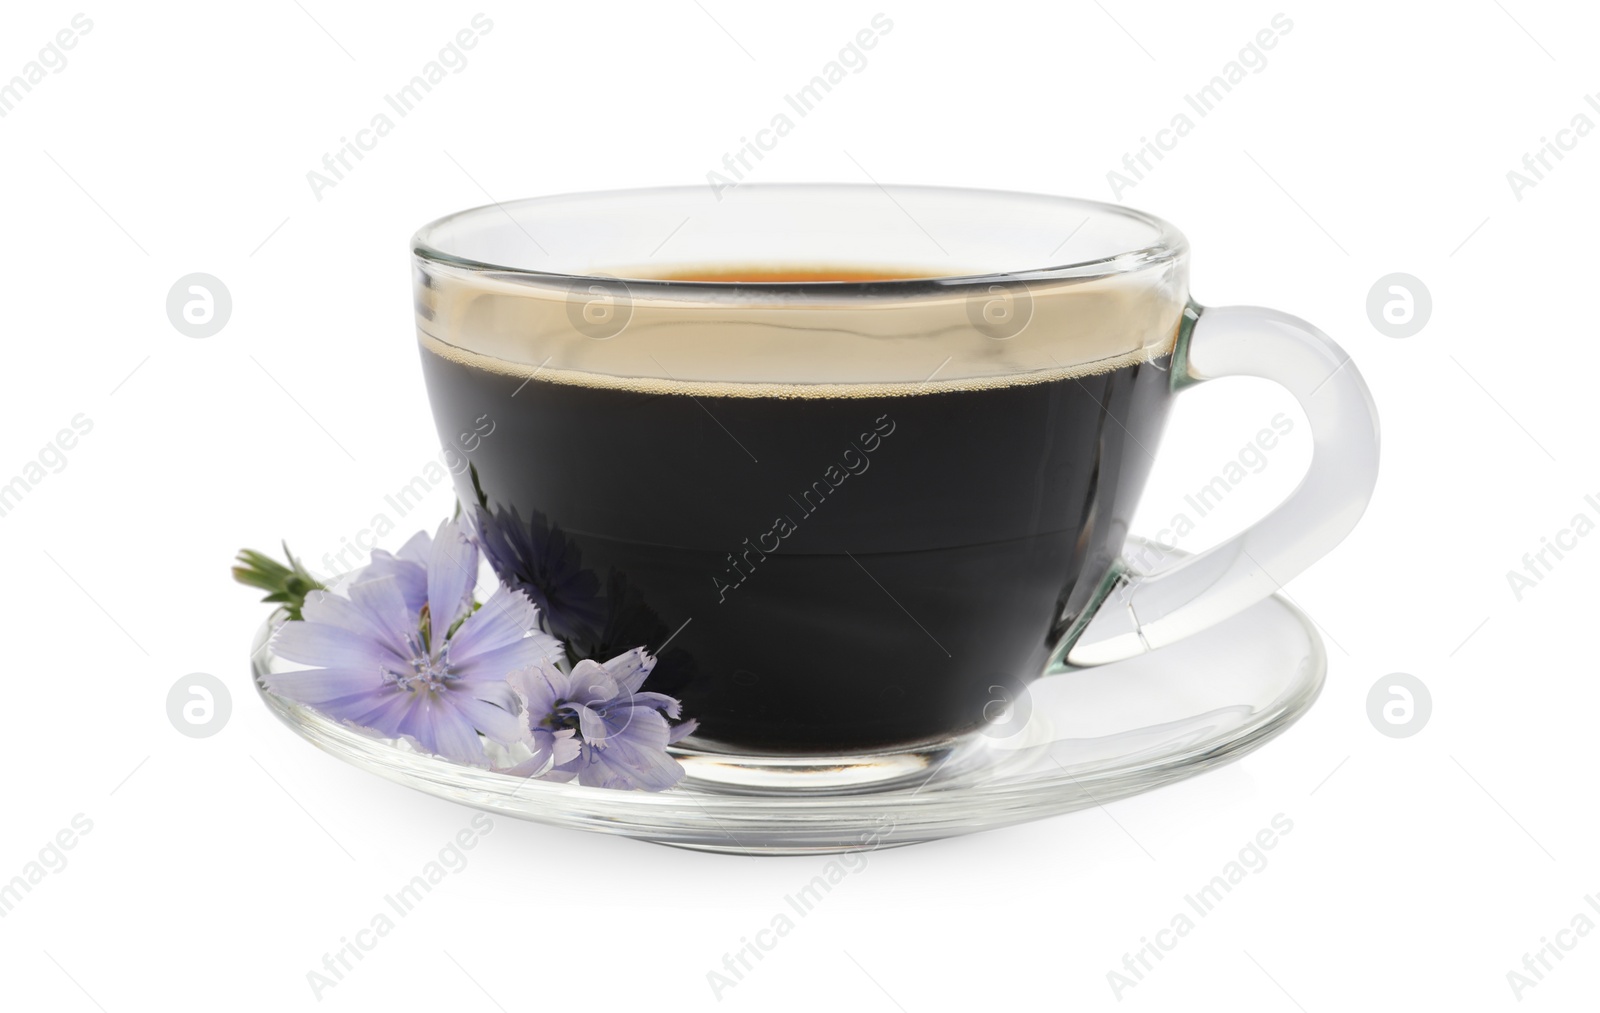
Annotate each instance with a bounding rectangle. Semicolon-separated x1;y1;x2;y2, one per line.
418;266;1180;752
407;185;1381;787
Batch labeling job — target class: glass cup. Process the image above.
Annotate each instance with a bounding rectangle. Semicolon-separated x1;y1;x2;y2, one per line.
412;184;1378;769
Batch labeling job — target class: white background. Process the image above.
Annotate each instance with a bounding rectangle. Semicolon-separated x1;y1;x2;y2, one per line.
2;1;1596;1009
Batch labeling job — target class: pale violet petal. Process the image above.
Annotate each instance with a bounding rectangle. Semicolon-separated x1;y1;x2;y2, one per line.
394;528;432;565
451;635;565;688
452;695;525;745
322;686;414;738
272;621;394;670
345;576;418;652
549;728;581;767
583;722;684;791
576;748;643;790
265;666;379;705
506;728;582;778
566;659;622;706
611;706;671;752
447;585;547;664
426;518;478;631
603;647;655;695
506;658;567;716
355;551;427;615
570;703;610;744
631;692;682;719
468;677;519;716
299;589;388;643
402;695;486;766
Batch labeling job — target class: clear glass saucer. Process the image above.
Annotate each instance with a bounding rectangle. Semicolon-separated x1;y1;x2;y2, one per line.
249;576;1324;855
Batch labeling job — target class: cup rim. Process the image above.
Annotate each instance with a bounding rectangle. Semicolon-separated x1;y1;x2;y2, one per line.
411;183;1188;297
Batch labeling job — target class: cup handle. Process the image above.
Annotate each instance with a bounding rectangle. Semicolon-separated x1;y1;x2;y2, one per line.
1055;303;1381;668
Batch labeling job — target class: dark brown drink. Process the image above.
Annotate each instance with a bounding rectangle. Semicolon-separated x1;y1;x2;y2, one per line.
419;284;1175;751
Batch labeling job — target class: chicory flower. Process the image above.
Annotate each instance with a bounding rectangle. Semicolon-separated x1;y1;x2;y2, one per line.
508;649;698;791
265;520;562;766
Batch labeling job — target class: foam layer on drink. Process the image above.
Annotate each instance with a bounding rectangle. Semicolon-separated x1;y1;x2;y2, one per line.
415;260;1186;398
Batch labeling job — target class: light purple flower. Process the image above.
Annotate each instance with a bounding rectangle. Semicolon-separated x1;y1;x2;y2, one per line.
507;649;698;791
494;673;581;778
266;520;563;766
